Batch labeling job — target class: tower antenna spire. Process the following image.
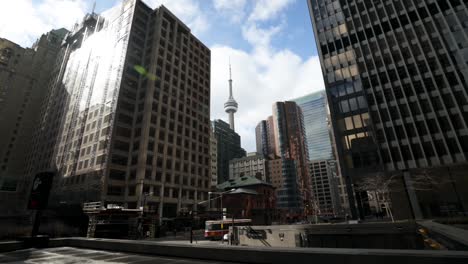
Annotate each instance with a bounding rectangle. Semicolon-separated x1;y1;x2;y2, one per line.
229;57;232;81
92;1;96;14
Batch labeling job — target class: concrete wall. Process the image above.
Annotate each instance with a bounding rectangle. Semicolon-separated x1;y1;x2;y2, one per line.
236;222;423;249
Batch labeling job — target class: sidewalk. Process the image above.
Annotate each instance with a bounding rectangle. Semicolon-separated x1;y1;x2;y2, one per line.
150;230;204;241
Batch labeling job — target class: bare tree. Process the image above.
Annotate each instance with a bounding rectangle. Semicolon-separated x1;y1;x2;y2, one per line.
355;170;449;222
355;172;398;221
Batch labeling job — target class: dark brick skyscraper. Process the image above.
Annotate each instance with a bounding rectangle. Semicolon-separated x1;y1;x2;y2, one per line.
308;0;468;219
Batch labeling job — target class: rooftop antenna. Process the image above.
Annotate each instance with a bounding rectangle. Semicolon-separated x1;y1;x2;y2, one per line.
91;1;96;14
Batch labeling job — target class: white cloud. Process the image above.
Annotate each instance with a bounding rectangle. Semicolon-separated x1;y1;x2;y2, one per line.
213;0;246;10
0;0;209;50
248;0;295;22
143;0;209;35
242;23;283;48
0;0;88;47
212;0;247;23
209;0;324;152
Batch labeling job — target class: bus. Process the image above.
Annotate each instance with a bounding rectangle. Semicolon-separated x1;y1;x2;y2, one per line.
204;218;251;240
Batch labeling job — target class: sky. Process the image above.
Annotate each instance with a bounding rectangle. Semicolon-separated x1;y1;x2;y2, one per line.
0;0;326;152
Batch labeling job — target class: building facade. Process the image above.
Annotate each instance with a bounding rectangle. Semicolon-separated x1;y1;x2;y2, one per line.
292;91;333;160
255;116;278;158
292;91;348;216
217;175;276;225
308;0;468;219
267;158;283;189
210;129;218;189
229;152;268;182
212;119;245;185
309;160;342;216
0;29;67;215
28;0;212;219
255;121;269;157
272;101;311;214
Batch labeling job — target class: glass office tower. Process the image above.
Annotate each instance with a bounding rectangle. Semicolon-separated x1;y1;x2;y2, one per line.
308;0;468;219
293;91;344;216
293;91;333;161
29;0;212;218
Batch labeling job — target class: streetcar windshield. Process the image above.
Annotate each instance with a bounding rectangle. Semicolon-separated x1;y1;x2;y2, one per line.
205;219;251;231
206;223;222;231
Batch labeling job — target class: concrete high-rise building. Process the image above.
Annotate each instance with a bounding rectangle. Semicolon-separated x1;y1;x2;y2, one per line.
210;130;218;189
292;91;348;216
224;63;238;131
212;119;245;184
229;152;268;182
271;101;311;215
28;0;211;218
267;158;283;189
309;160;342;216
308;0;468;219
0;29;67;215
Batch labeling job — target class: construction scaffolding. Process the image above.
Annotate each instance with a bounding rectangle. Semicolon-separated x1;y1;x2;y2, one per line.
83;201;158;239
46;0;137;205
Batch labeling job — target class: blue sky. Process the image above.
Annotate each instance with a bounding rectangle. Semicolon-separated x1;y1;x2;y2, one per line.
91;0;318;58
0;0;325;152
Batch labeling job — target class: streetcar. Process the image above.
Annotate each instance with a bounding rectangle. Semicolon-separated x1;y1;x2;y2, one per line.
204;218;251;240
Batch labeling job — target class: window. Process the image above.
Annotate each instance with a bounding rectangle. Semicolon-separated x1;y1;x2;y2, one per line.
340;100;350;113
109;169;126;180
111;154;127;166
107;185;123;196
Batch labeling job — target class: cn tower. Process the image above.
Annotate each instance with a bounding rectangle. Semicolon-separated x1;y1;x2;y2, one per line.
224;62;238;131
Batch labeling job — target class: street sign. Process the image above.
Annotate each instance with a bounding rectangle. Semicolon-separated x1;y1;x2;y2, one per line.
28;171;54;210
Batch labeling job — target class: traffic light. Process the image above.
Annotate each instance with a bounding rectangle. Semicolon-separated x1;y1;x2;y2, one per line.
28;171;54;210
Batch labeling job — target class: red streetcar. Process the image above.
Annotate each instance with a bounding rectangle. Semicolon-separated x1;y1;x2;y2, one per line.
204;219;251;240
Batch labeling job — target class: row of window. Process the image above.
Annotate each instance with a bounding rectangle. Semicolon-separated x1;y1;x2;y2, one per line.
379;135;468;164
108;184;208;200
318;0;460;56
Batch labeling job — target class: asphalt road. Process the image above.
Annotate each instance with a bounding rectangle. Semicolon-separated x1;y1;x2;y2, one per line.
0;247;243;264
